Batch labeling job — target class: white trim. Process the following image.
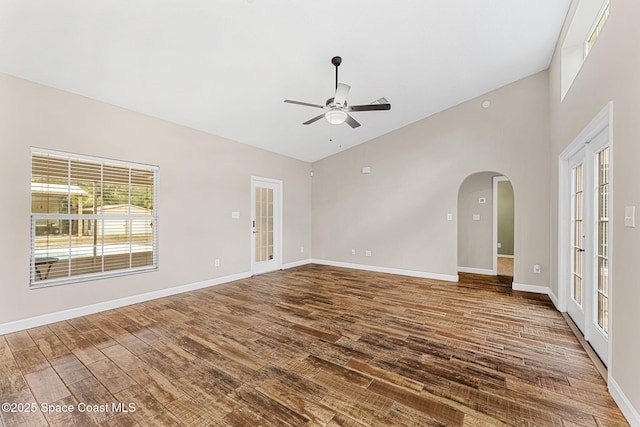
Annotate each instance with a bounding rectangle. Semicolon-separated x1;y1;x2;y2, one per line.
609;377;640;427
0;271;251;335
493;175;510;276
457;266;495;276
281;259;312;270
30;146;160;170
512;282;561;309
512;282;550;295
312;259;459;282
547;288;560;310
558;102;613;313
30;148;160;288
497;254;514;259
558;102;613;368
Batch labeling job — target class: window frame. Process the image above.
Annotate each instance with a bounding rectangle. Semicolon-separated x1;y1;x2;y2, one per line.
584;1;610;59
30;148;159;288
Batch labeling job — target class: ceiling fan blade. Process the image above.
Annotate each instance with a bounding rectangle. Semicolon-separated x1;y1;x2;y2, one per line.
284;100;324;109
303;113;326;125
333;83;351;106
349;103;391;111
345;114;361;128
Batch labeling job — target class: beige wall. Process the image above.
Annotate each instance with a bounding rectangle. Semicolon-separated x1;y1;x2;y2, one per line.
0;73;312;325
457;172;495;271
548;0;640;417
312;71;551;286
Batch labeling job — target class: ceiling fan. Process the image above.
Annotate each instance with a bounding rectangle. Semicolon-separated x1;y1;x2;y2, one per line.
284;56;391;128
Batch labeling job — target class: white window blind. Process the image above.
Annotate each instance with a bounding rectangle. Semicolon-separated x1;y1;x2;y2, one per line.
30;149;158;287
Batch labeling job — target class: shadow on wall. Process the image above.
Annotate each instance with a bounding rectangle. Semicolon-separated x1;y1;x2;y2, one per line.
457;171;514;277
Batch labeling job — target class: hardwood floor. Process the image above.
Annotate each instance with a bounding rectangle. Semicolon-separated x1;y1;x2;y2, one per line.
0;265;628;426
497;257;514;277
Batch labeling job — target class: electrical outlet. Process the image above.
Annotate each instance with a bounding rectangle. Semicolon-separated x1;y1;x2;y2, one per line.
300;246;304;253
533;264;541;274
365;250;372;257
351;249;356;255
497;243;502;248
215;259;220;267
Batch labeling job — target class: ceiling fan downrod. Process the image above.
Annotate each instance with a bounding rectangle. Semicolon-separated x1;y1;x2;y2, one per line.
331;56;341;90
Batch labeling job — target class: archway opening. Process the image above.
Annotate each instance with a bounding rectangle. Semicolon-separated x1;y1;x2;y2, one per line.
457;172;514;284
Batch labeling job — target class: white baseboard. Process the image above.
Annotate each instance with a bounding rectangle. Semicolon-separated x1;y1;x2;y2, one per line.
312;259;459;282
547;288;560;310
609;376;640;426
0;271;252;335
457;266;496;276
512;282;550;295
497;254;514;259
281;259;312;270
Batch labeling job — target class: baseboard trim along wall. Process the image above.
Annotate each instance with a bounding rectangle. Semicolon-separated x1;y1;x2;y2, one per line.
1;260;456;335
457;266;496;276
312;259;459;282
609;377;640;427
281;259;312;270
512;282;561;310
512;282;550;294
547;288;560;310
0;271;252;335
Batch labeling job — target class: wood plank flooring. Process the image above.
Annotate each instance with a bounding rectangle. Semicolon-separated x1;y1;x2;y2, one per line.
0;264;629;426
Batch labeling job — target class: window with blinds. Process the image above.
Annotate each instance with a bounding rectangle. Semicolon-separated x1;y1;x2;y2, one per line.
30;149;158;287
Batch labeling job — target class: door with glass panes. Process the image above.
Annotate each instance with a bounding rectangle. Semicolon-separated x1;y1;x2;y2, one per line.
566;129;610;366
251;177;282;275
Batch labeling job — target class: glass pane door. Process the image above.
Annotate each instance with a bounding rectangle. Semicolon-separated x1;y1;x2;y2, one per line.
254;186;274;263
596;147;609;334
251;177;281;275
567;149;586;335
572;163;584;306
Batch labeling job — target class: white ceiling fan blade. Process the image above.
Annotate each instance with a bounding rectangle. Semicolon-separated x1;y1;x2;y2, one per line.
334;83;350;106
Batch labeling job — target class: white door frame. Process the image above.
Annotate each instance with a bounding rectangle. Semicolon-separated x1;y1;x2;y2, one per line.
251;176;283;275
558;102;613;367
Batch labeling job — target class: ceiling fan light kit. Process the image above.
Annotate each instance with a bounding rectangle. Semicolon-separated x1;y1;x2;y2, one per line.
325;109;348;125
284;56;391;128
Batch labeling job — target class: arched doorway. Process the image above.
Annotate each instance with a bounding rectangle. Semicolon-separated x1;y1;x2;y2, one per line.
457;172;514;282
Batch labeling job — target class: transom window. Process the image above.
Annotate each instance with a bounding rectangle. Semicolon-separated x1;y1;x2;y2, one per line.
560;0;611;100
585;2;610;58
30;149;158;287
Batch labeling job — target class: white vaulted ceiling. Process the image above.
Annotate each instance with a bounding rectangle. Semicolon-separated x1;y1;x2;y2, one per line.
0;1;571;162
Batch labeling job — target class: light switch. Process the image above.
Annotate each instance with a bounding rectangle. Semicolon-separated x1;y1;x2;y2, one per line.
447;213;453;221
231;211;241;219
478;197;486;204
473;214;480;221
625;206;636;228
361;166;371;174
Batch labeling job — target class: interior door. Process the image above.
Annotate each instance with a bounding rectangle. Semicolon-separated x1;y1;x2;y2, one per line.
251;177;282;275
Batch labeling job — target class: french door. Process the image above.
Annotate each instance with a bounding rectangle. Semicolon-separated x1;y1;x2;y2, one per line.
251;177;282;275
568;150;586;333
566;129;610;366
